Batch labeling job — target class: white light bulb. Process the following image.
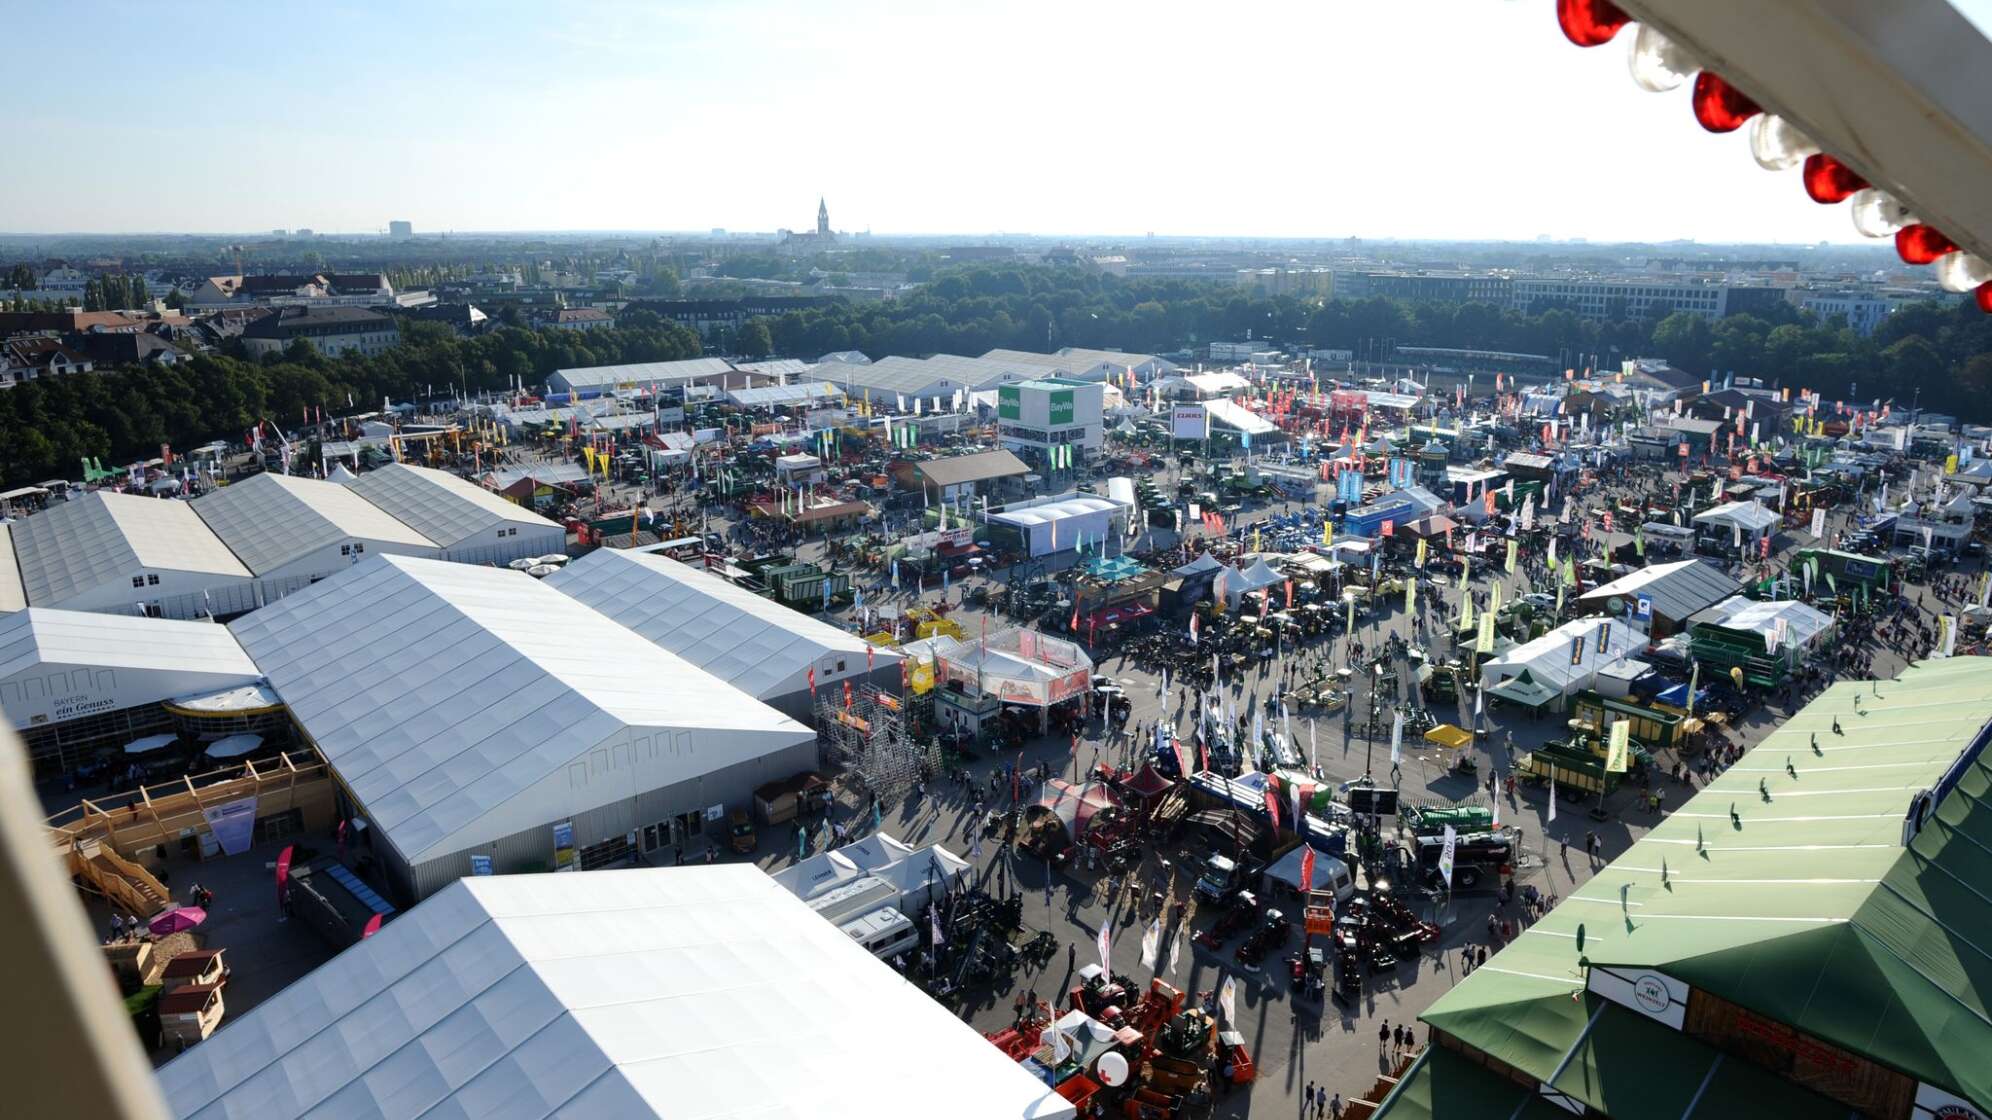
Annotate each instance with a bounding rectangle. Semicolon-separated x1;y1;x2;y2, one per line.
1748;114;1819;171
1936;252;1992;293
1628;25;1694;92
1849;189;1915;238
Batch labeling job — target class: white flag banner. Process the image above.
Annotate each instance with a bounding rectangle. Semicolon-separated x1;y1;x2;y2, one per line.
1809;508;1826;538
1170;926;1187;975
1390;711;1404;765
1548;776;1557;823
1438;824;1458;889
1141;916;1164;970
1217;974;1237;1024
1097;917;1113;974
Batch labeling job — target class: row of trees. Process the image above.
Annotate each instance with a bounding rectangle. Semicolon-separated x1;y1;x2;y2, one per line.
721;265;1992;417
0;317;702;484
8;262;1991;485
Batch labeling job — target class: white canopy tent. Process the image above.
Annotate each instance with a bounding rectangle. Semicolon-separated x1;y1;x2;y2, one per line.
1263;842;1353;895
987;495;1128;558
1695;596;1836;652
1480;616;1645;710
772;832;969;919
1693;500;1780;547
202;733;263;759
123;733;176;755
770;833;920;902
156;867;1075;1120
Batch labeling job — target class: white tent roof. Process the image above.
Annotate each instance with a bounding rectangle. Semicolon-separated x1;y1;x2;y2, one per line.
550;356;734;390
1202;396;1279;436
1480;616;1645;696
770;832;919;901
0;608;262;732
1696;596;1835;647
545;549;894;701
1232;558;1284;593
1179;371;1251;394
987;496;1122;529
1174;552;1225;577
228;555;810;864
1578;559;1742;621
9;491;250;604
155;866;1075;1120
1264;843;1350;892
324;462;357;483
344;463;558;549
0;523;24;613
194;472;436;574
1692;500;1781;532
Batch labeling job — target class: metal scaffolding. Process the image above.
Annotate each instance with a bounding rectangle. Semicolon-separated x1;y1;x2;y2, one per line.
816;684;937;803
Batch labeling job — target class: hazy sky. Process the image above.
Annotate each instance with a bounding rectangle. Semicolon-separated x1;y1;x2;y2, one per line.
5;0;1989;241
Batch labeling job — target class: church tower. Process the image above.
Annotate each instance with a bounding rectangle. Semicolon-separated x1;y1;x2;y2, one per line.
817;197;830;236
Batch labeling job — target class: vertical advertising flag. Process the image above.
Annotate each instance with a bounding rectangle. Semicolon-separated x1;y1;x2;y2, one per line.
1606;720;1631;773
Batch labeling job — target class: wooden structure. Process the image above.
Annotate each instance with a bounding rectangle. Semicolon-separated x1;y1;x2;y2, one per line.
49;751;338;884
157;982;225;1050
160;948;227;993
67;837;171;919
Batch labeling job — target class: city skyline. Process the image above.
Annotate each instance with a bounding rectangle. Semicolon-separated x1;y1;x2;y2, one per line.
5;0;1988;243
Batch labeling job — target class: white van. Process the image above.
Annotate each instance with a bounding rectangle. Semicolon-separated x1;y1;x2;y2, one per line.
840;905;919;960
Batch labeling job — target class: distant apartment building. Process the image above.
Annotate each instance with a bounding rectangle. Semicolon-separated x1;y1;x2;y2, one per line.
1208;341;1282;363
1237;267;1334;297
1331;271;1514;305
1795;291;1893;336
1511;278;1787;322
388;220;414;240
240;306;400;359
1328;270;1787;323
622;296;832;333
540;307;613;332
0;335;93;388
185;272;395;309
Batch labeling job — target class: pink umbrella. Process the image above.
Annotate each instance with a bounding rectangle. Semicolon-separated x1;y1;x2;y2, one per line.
148;906;207;937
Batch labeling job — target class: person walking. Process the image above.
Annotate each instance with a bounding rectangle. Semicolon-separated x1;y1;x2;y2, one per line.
1379;1019;1391;1056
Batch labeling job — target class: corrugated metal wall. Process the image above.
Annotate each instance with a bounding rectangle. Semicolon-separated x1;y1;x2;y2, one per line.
403;738;818;901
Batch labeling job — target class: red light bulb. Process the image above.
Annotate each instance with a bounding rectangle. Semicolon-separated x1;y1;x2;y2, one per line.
1692;72;1760;132
1896;225;1959;265
1801;154;1867;204
1558;0;1630;47
1977;281;1992;314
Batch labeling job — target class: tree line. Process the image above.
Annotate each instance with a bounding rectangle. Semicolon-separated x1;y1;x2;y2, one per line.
7;262;1990;486
0;316;701;485
719;265;1992;417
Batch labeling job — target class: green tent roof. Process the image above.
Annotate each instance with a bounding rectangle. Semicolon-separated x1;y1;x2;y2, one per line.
1375;1013;1845;1120
1416;657;1992;1111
